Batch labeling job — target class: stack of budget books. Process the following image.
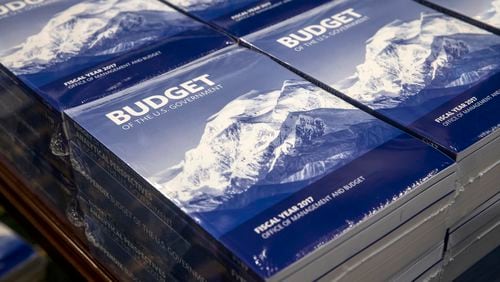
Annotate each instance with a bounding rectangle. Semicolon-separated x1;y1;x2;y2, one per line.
64;45;456;281
435;192;500;281
411;3;500;276
161;0;499;280
0;0;498;281
231;0;500;279
0;0;231;227
243;0;500;215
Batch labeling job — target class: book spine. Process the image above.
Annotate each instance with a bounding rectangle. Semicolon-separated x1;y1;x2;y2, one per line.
82;210;156;282
0;64;74;170
73;155;235;282
65;116;260;282
0;71;82;226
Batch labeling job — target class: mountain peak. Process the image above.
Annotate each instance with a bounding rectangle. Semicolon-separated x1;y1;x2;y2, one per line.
154;79;360;213
334;12;497;109
1;0;198;75
169;0;227;11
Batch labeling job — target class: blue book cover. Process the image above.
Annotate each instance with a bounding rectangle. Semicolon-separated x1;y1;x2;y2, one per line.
245;0;500;159
0;0;231;111
0;60;82;224
165;0;331;36
66;47;453;280
0;0;230;217
0;222;38;279
421;0;500;32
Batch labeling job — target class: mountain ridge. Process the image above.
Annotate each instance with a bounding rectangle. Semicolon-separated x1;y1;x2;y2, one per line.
153;79;394;214
1;0;201;75
335;12;500;109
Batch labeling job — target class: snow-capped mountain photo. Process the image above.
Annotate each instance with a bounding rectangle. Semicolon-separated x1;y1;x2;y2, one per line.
152;79;395;226
0;0;201;76
476;0;500;27
169;0;233;11
334;12;500;111
168;0;257;12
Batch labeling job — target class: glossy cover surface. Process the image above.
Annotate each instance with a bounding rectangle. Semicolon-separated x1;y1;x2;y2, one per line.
0;0;230;110
66;47;452;279
246;0;500;157
165;0;331;36
423;0;500;30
